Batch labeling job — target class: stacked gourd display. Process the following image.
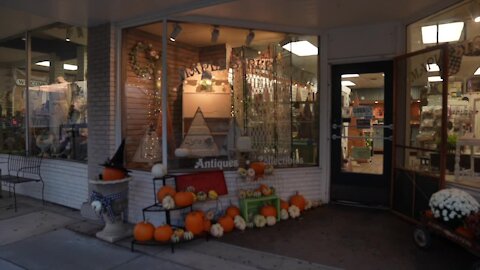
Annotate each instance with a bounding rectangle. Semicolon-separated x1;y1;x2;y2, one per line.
133;184;218;244
134;186;322;241
210;189;322;238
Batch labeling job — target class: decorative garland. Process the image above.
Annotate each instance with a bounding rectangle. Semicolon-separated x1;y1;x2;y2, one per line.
128;41;160;79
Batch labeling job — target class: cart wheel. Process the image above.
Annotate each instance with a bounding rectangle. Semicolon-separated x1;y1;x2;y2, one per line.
470;260;480;270
413;227;431;248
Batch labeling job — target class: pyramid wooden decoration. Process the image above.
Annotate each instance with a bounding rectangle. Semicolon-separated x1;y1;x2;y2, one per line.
180;107;219;157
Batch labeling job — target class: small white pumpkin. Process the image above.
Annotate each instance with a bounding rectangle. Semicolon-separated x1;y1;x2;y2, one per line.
170;234;180;243
238;189;247;199
266;216;276;226
246;222;254;229
305;199;312;210
183;231;194;241
288;205;300;218
151;163;166;178
210;223;224;238
234;215;246;231
237;168;247;178
280;209;289;220
174;148;190;157
247;168;256;177
253;190;262;198
205;210;215;221
162;195;175;210
253;215;267;228
91;200;102;214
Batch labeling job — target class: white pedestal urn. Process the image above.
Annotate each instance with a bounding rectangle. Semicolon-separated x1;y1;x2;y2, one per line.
89;177;132;243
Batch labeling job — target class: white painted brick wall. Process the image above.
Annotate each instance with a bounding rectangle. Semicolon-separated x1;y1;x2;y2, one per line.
0;154;88;209
127;167;325;226
87;23;117;181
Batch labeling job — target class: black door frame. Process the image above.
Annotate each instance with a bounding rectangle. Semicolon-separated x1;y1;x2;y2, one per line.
330;60;393;206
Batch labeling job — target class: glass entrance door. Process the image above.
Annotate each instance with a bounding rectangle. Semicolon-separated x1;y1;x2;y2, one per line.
331;61;393;206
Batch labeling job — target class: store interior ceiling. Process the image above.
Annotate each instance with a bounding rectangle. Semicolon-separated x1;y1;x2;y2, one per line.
137;22;318;74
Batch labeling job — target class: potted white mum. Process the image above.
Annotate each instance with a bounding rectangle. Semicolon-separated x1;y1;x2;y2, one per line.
429;188;479;228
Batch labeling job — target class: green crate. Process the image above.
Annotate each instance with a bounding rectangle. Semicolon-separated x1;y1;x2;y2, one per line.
239;195;280;222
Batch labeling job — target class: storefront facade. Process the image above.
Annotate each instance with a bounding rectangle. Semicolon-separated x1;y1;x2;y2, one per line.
0;0;477;225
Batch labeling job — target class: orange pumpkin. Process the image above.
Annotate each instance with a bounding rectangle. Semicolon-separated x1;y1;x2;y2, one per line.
280;200;289;210
133;221;155;241
455;226;475;240
250;162;266;177
259;184;272;196
260;205;277;218
290;191;306;211
185;211;205;235
102;167;126;181
154;225;173;242
218;216;234;233
157;186;176;202
203;219;212;232
226;205;241;218
425;210;434;219
174;191;194;207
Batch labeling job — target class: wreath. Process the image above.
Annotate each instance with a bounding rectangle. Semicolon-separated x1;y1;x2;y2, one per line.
128;41;160;79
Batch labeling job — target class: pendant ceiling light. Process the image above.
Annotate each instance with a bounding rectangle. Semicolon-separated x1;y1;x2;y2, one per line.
211;25;220;43
169;23;182;42
245;29;255;46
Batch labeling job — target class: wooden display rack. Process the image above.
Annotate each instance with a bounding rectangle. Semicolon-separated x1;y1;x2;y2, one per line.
131;175;207;253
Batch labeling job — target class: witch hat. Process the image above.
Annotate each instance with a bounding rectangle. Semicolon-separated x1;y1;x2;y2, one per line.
101;139;130;173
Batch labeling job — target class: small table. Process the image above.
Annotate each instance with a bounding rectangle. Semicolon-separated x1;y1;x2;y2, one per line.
239;195;280;222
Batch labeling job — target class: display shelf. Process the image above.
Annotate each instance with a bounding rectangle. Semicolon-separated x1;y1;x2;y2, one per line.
239;195;280;222
131;175;202;253
141;203;193;225
131;225;209;253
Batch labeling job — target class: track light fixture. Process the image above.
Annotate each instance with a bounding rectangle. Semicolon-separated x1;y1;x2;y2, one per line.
245;29;255;46
65;27;72;42
169;23;182;42
211;25;220;43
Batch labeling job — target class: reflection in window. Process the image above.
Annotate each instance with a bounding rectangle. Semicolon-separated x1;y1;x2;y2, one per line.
26;24;88;161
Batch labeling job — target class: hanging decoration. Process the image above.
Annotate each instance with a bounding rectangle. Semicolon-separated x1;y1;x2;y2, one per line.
128;41;160;79
132;124;162;164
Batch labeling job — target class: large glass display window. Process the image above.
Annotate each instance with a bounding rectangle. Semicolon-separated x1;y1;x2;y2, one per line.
0;23;87;161
406;0;480;188
123;22;319;171
0;35;27;154
28;24;88;161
